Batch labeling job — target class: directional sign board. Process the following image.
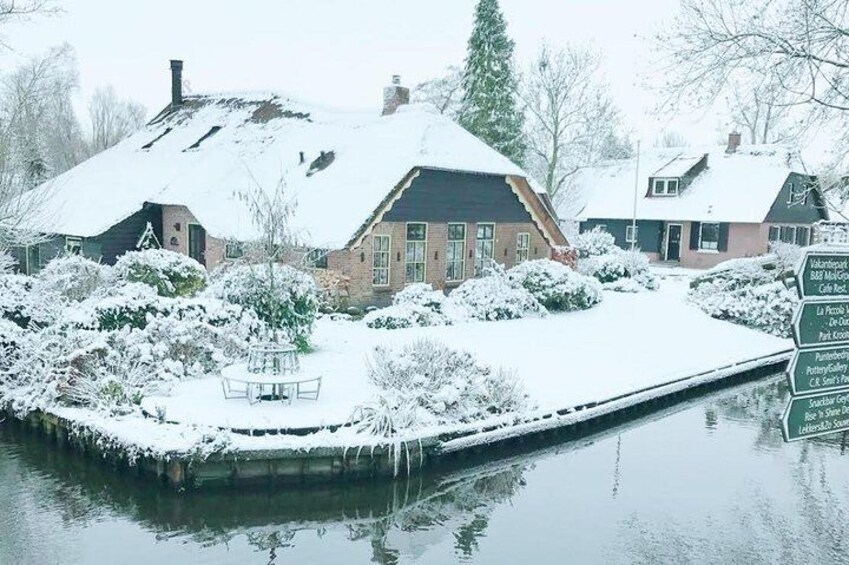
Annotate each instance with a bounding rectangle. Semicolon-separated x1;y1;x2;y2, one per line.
782;390;849;441
797;250;849;299
792;299;849;348
787;345;849;395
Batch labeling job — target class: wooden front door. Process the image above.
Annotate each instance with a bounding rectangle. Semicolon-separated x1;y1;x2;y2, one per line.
188;224;207;266
666;224;682;261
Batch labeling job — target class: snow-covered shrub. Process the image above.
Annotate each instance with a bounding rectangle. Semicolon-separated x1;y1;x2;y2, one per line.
205;264;320;351
363;303;449;329
354;339;531;431
769;241;803;273
445;269;544;322
70;283;166;331
0;319;24;371
35;255;109;301
508;259;602;311
687;280;797;337
572;227;617;257
0;251;14;274
690;256;778;292
114;249;207;297
393;283;446;312
578;248;658;291
0;274;62;329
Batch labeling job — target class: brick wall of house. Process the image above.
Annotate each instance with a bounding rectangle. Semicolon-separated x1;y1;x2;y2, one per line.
679;222;768;269
161;205;227;269
328;220;553;308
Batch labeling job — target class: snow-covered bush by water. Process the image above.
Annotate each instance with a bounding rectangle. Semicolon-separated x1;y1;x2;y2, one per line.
114;249;207;297
445;268;544;321
508;259;602;311
687;253;797;337
688;280;796;337
0;274;62;328
353;339;531;433
34;255;108;301
205;263;320;351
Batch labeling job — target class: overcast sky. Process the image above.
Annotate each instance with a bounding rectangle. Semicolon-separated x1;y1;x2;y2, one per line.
0;0;726;145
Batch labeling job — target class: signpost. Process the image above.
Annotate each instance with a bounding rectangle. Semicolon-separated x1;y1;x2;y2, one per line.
783;247;849;442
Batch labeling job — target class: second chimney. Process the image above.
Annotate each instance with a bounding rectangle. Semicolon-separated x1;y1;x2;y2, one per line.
382;75;410;116
726;131;741;154
170;59;184;109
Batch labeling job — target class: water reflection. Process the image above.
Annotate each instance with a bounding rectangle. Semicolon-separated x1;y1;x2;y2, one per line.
3;377;849;564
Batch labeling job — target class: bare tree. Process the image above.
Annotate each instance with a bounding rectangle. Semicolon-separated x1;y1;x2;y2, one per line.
655;130;689;148
87;86;146;153
724;75;813;145
0;1;58;48
411;66;464;119
520;44;628;206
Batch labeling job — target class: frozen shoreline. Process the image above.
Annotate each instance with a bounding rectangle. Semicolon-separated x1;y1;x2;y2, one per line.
7;277;792;488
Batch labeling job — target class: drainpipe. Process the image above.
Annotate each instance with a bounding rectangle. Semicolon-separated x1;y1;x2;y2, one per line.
631;140;641;251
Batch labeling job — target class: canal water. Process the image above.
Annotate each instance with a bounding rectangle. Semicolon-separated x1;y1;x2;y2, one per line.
2;376;849;565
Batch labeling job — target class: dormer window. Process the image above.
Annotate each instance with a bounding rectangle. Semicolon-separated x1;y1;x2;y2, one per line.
652;178;680;196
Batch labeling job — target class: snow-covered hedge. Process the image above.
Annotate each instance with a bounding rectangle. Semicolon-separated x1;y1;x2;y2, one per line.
687;280;796;337
508;259;602;311
577;248;659;292
0;274;62;329
34;255;108;302
114;249;207;297
572;227;617;257
0;251;14;274
353;339;531;433
445;269;544;322
363;303;449;329
393;282;446;312
205;264;320;351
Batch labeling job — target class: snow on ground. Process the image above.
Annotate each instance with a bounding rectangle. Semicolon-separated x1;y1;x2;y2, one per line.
140;278;791;433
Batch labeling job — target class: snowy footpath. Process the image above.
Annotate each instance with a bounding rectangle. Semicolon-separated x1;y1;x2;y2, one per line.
43;276;793;462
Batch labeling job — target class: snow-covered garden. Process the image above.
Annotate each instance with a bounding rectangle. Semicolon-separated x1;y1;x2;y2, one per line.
0;246;794;470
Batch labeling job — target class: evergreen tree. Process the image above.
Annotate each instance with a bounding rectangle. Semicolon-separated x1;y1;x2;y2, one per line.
458;0;525;165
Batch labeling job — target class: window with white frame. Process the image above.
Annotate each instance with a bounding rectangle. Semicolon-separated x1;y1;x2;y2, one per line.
698;222;720;251
474;223;495;276
446;223;466;282
787;183;807;205
780;225;797;244
625;225;639;244
652;178;680;196
768;226;780;242
516;232;530;263
796;226;811;246
405;223;427;283
65;236;82;255
372;235;390;286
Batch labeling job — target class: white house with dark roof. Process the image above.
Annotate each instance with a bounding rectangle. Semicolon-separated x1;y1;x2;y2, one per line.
560;134;828;269
17;60;567;306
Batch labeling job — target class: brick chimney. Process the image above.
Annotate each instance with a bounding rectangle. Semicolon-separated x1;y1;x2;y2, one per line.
382;75;410;116
170;59;183;109
726;131;741;154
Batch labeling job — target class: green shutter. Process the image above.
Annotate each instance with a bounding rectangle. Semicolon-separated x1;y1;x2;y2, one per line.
718;223;729;252
689;222;701;250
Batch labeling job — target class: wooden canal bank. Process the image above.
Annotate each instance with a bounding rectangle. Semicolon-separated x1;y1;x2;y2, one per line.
2;350;791;491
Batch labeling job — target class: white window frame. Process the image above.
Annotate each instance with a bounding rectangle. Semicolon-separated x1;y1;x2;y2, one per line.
65;236;82;255
405;222;427;284
224;242;244;260
516;232;530;264
474;223;496;277
787;183;807;205
372;234;391;287
698;222;721;252
768;226;780;242
796;226;811;247
652;178;680;196
780;225;797;244
446;223;466;282
625;225;639;244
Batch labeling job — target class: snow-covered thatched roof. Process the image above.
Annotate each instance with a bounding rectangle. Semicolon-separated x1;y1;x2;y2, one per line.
37;92;528;248
561;144;809;224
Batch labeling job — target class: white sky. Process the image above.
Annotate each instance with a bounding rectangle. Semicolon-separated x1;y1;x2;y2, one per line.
0;0;728;146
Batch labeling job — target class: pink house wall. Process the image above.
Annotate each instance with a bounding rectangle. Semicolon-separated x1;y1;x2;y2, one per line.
678;222;769;269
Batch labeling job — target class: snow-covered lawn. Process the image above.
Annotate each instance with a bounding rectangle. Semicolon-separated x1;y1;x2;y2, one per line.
140;278;791;433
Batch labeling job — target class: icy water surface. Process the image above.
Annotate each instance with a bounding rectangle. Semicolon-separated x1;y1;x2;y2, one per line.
3;377;849;564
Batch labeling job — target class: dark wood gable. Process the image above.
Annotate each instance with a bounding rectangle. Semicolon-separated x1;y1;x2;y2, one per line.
764;172;829;224
381;168;535;223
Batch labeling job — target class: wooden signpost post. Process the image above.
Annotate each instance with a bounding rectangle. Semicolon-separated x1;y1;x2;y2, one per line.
783;248;849;441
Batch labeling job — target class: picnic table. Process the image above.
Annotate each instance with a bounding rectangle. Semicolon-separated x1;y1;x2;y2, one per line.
220;363;322;405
